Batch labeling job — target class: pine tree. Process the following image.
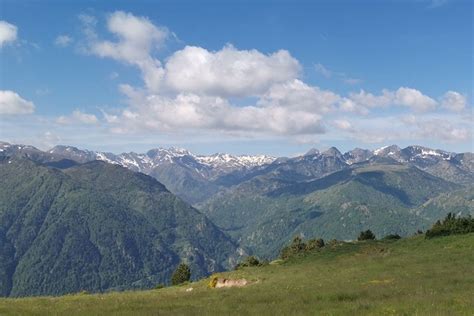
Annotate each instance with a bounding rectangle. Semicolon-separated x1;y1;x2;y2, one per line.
357;229;376;241
171;263;191;285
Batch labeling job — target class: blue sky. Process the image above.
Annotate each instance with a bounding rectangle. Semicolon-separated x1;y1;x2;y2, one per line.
0;0;472;156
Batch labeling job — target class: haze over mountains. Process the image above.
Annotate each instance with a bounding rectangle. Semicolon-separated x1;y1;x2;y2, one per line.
0;141;473;296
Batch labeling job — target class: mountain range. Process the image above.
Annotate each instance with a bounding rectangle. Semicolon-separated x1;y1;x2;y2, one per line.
0;141;473;295
0;154;242;297
2;142;472;203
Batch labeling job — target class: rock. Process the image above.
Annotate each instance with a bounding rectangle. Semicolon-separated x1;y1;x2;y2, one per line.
214;278;248;288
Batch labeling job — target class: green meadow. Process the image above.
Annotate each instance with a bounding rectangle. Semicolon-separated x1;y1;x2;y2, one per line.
1;233;473;315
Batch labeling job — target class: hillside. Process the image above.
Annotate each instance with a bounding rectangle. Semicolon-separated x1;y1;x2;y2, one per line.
1;233;472;315
201;161;465;257
3;142;472;205
0;157;240;297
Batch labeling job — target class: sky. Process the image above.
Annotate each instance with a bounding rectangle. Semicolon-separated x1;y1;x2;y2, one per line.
0;0;472;156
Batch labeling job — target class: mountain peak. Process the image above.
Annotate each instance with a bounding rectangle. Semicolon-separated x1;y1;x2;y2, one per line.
322;147;343;158
373;145;401;156
304;148;320;156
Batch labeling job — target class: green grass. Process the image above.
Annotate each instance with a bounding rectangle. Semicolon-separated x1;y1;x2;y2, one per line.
1;234;473;315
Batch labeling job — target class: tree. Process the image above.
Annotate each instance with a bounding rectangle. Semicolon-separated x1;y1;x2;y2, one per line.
358;230;376;241
171;263;191;285
306;238;325;250
280;236;306;259
425;213;474;238
235;256;261;269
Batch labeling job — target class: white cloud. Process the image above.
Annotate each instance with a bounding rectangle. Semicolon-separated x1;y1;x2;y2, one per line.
411;118;471;142
89;11;168;65
335;113;471;144
258;79;339;113
394;87;437;112
0;21;17;48
0;90;35;115
440;91;467;112
105;92;325;136
82;11;168;92
346;87;438;113
164;45;301;97
57;110;99;125
55;35;73;47
75;11;469;146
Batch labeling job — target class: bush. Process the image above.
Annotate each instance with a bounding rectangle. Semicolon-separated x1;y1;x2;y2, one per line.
154;284;165;290
235;256;261;269
280;236;306;259
171;263;191;285
382;234;401;240
358;230;376;241
306;238;325;250
425;213;474;239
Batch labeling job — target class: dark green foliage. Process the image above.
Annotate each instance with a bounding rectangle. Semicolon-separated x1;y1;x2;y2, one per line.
382;234;401;240
0;157;238;297
154;284;165;290
235;256;261;269
201;162;465;258
306;238;325;250
358;230;376;241
425;213;474;238
280;236;306;259
171;263;191;285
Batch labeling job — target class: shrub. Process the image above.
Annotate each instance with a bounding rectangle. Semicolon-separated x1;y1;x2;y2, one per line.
382;234;401;240
425;213;474;239
154;284;165;290
171;263;191;285
358;230;376;241
328;239;340;247
280;236;306;259
306;238;325;250
235;256;261;269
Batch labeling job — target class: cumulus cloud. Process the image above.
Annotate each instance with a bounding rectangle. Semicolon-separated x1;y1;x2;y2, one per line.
0;90;35;115
0;21;17;48
394;87;437;111
105;92;325;136
345;87;438;113
89;11;169;65
81;11;169;92
57;110;99;125
55;35;73;47
76;11;469;145
164;45;301;97
258;79;339;113
440;91;467;112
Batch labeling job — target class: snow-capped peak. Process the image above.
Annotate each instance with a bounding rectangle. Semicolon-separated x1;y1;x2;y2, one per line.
196;153;275;169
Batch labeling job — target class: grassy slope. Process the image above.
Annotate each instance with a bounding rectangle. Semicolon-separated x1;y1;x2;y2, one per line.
1;233;473;315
